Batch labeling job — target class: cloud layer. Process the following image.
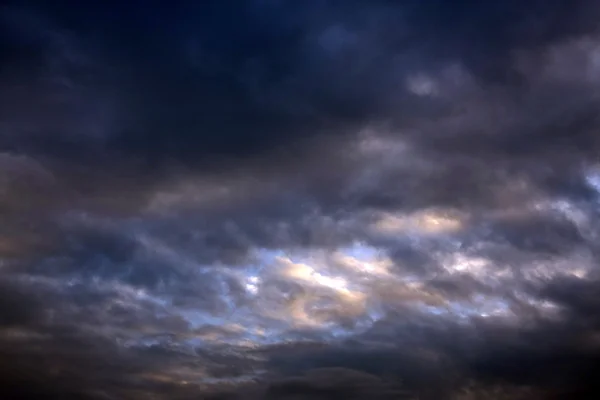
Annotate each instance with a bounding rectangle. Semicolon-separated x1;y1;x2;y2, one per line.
3;0;600;398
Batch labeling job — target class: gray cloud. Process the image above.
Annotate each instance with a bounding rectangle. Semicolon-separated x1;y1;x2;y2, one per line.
3;0;600;399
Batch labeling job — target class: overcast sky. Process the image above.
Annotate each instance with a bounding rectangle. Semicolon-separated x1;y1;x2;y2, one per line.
2;1;600;399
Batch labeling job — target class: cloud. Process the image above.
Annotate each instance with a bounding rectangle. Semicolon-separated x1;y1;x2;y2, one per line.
3;0;600;399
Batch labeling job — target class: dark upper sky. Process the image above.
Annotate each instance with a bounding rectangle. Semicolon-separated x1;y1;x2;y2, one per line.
2;1;600;399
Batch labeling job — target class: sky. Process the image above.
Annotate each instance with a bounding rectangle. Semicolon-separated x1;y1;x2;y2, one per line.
2;1;600;399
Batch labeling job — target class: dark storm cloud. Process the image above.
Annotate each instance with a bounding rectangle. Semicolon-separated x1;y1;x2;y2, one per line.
485;212;585;255
263;368;411;400
0;272;257;398
1;0;600;169
256;313;600;398
0;279;45;327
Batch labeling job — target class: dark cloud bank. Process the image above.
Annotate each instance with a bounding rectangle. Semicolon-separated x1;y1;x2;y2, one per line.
3;0;600;398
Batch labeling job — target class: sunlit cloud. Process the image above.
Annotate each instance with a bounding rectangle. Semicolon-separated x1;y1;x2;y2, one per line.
585;164;600;194
372;209;464;236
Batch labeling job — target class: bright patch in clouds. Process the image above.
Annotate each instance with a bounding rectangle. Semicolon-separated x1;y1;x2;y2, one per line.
372;209;464;235
406;73;439;96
